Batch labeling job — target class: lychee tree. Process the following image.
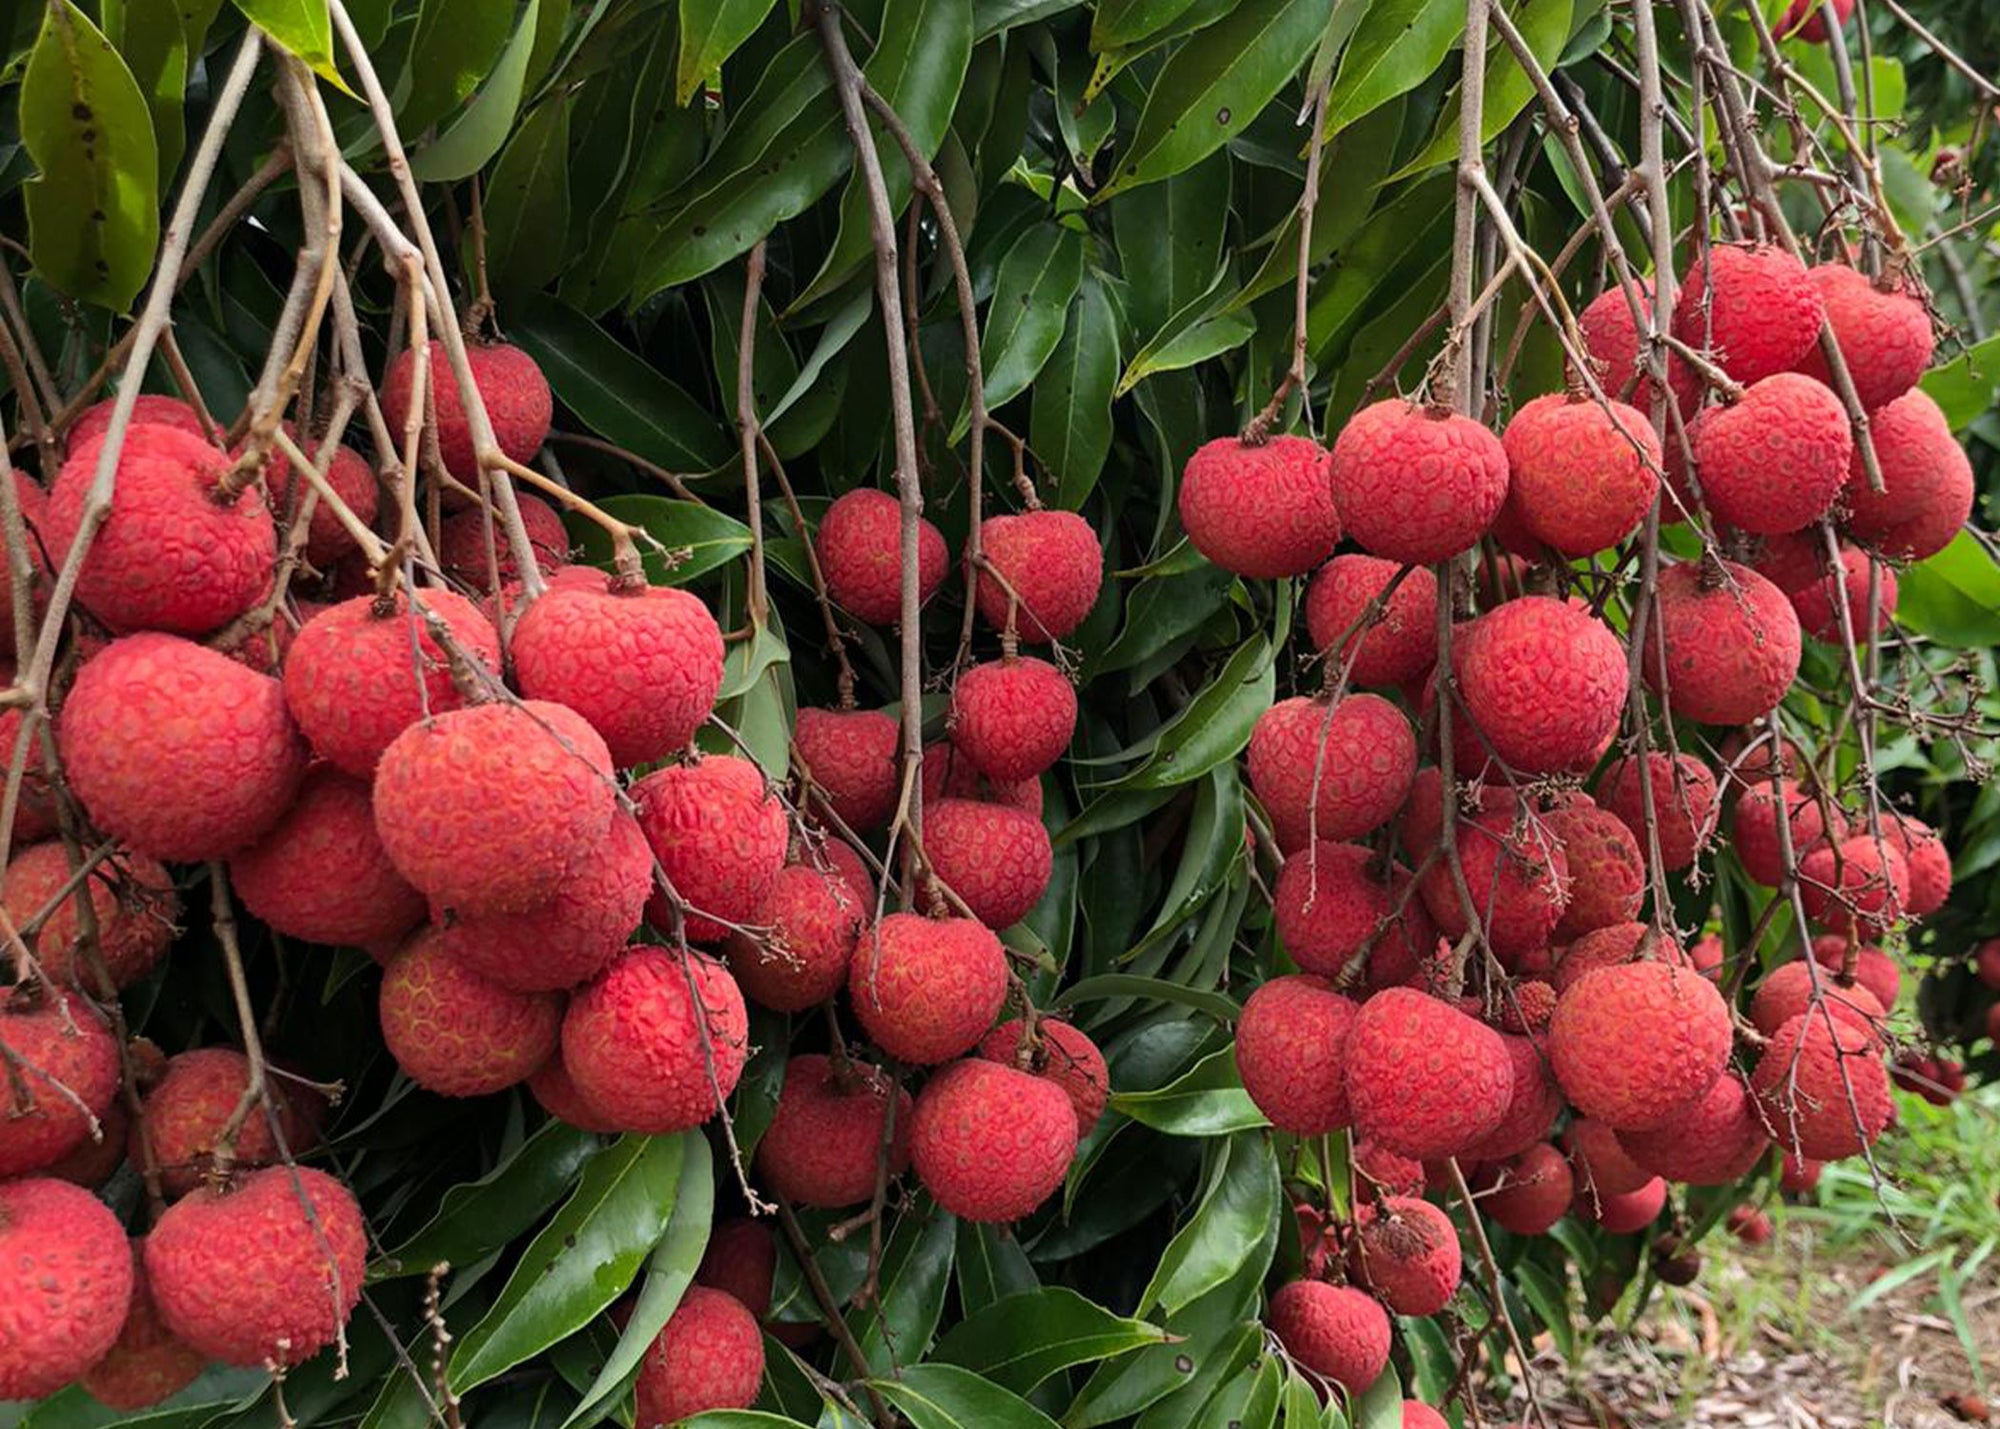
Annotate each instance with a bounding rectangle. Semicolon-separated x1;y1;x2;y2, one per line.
0;0;1997;1426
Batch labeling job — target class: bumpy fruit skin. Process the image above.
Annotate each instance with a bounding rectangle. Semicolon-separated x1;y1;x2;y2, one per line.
379;340;552;482
1464;1032;1563;1161
976;509;1104;641
1600;758;1717;878
0;997;121;1178
1843;389;1972;561
1547;802;1643;940
1419;803;1571;961
1349;1196;1461;1316
563;947;748;1133
255;424;378;566
1884;814;1949;917
82;1240;206;1411
44;425;275;635
436;493;570;588
62;634;309;861
1749;959;1884;1040
1645;560;1802;725
443;810;651;992
1305;555;1440;687
1752;1011;1892;1160
284;591;503;778
1478;1143;1574;1235
1580;284;1655;404
1618;1074;1769;1186
1799;836;1910;934
909;1059;1077;1223
69;394;210;450
794;706;900;831
756;1054;910;1208
135;1047;318;1197
727;861;864;1012
1329;401;1508;565
1695;374;1852;534
1583;1177;1666;1234
1552;923;1686;994
849;913;1007;1064
924;799;1052;929
5;841;178;988
528;1056;622;1134
1273;842;1391;977
1346;989;1514;1158
949;657;1076;784
1178;435;1340;578
375;699;614;916
633;1286;764;1426
1454;597;1628;775
1549;962;1731;1130
1234;975;1358;1134
979;1018;1109;1135
1674;244;1825;384
0;1178;133;1399
632;754;787;941
1247;695;1416;852
1795;265;1932;410
146;1165;366;1367
1731;778;1844;886
1790;547;1895;641
230;767;424;947
1812;934;1901;1010
1566;1118;1651;1197
1501;394;1661;555
1354;1140;1426;1196
1403;1405;1450;1429
513;581;724;766
921;741;1043;816
379;929;561;1097
1781;1152;1823;1194
1266;1281;1390;1395
695;1218;776;1316
817;487;948;624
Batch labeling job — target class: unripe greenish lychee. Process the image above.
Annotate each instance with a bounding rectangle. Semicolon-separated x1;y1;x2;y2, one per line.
1248;694;1416;853
794;706;901;831
949;656;1076;784
924;798;1052;930
909;1058;1077;1223
633;1285;764;1425
1751;1011;1892;1160
755;1053;910;1208
4;841;178;989
1234;974;1358;1134
1596;752;1718;873
379;340;552;482
1794;264;1932;411
436;492;570;589
133;1046;321;1197
726;860;865;1012
848;913;1007;1065
1346;988;1515;1158
1178;434;1341;578
816;487;949;624
1549;962;1731;1130
1645;559;1802;725
976;508;1104;641
1348;1195;1461;1316
1674;243;1825;384
1265;1280;1390;1395
0;995;122;1178
632;753;788;941
1305;555;1440;688
1329;400;1508;564
0;1177;134;1399
1452;596;1628;775
379;928;562;1097
978;1017;1109;1135
1695;374;1852;534
1617;1073;1769;1186
1842;389;1972;561
230;767;425;948
1731;778;1844;887
1501;393;1661;555
562;947;749;1133
81;1239;206;1411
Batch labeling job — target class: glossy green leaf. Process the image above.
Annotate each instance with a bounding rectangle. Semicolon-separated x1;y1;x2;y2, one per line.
410;0;545;182
571;495;755;586
677;0;783;104
19;1;159;311
1090;0;1204;49
934;1287;1171;1394
398;0;513;135
109;0;188;183
974;0;1079;36
1348;1363;1404;1429
964;222;1087;432
1920;333;2000;431
1138;1132;1280;1314
954;1220;1039;1316
1390;0;1575;177
377;1120;601;1278
1108;633;1275;789
1111;1047;1267;1135
683;1415;818;1428
233;0;347;90
1894;530;2000;649
1305;173;1456;358
1054;972;1241;1022
856;1206;958;1374
870;1364;1062;1429
1112;147;1231;344
1093;563;1235;676
1117;273;1259;394
481;92;569;294
1032;272;1121;507
1321;0;1462;137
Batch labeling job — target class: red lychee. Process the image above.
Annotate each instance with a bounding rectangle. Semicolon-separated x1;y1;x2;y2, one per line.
1329;400;1508;564
135;1047;321;1197
1349;1195;1461;1316
1752;528;1827;595
1265;1280;1390;1395
562;947;748;1134
146;1165;366;1367
230;767;425;948
1355;1139;1427;1196
1843;389;1972;561
1618;1074;1769;1185
1645;559;1802;725
0;1177;133;1399
1778;0;1853;40
1731;778;1844;886
1346;988;1515;1159
1552;922;1687;994
910;1058;1077;1223
527;1055;621;1134
695;1217;776;1316
1304;555;1440;688
1477;1143;1574;1235
1234;974;1358;1134
1790;546;1895;642
1798;835;1910;934
69;394;210;450
1501;393;1661;555
1403;1404;1451;1429
1728;1205;1775;1245
1565;1117;1652;1197
976;508;1104;641
286;594;505;782
1247;694;1416;852
978;1018;1109;1136
1418;802;1571;961
1463;1031;1562;1161
1453;596;1628;776
794;706;900;831
0;995;121;1178
1178;434;1340;579
924;798;1052;929
848;913;1007;1065
949;656;1076;784
44;425;274;635
1781;1151;1822;1194
1273;841;1392;978
632;753;787;941
1812;934;1901;1010
379;339;552;483
726;860;864;1012
1579;282;1676;408
1795;265;1932;411
61;633;309;861
1694;374;1852;534
755;1053;911;1208
46;1091;131;1189
379;929;561;1097
1596;751;1718;873
1547;802;1643;941
1582;1177;1666;1233
1497;979;1558;1033
921;740;1044;817
1549;962;1731;1130
5;842;178;989
1751;1011;1892;1160
1749;959;1885;1040
81;1238;206;1410
633;1285;764;1425
374;699;614;916
255;424;379;566
816;487;949;624
1674;244;1825;384
436;492;570;589
1884;813;1950;918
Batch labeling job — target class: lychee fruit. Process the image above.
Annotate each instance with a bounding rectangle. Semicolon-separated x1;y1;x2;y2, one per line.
1497;978;1558;1033
1178;434;1340;578
1419;802;1571;961
1749;959;1885;1040
1731;778;1844;886
45;1090;131;1189
848;913;1007;1065
726;859;865;1012
633;1285;764;1425
1354;1139;1427;1196
1349;1195;1461;1315
1980;938;2000;989
527;1055;622;1134
1582;1176;1666;1233
1617;1073;1769;1185
910;1057;1077;1222
0;995;122;1178
1795;265;1932;411
1463;1031;1563;1161
755;1053;911;1208
1778;0;1853;40
1579;282;1674;407
1272;842;1392;979
924;798;1052;929
1674;244;1825;384
441;809;652;992
1565;1118;1652;1197
949;656;1076;784
1811;934;1900;1010
0;1177;133;1399
283;591;504;778
1694;374;1852;534
1304;555;1440;688
632;754;788;941
794;706;900;831
1331;401;1509;564
513;579;725;766
4;842;178;989
978;1018;1109;1136
1501;393;1661;555
562;947;749;1133
135;1047;321;1196
1842;389;1973;561
976;508;1104;641
145;1165;367;1367
1346;988;1515;1158
1403;1404;1451;1429
695;1217;776;1317
816;487;949;624
230;767;425;948
43;424;275;635
1546;802;1643;940
81;1238;206;1410
255;424;379;566
921;740;1043;818
1727;1205;1774;1245
1781;1151;1822;1194
61;633;309;861
379;929;561;1097
374;699;614;916
1798;835;1910;934
1644;559;1802;725
1453;596;1628;775
68;394;210;450
1752;528;1827;595
1265;1280;1390;1395
1548;961;1732;1129
1247;694;1416;852
1233;974;1358;1134
379;339;552;483
436;492;571;589
1596;751;1719;873
1790;546;1895;641
1477;1143;1573;1235
1751;1010;1892;1160
1884;813;1949;917
1552;922;1687;994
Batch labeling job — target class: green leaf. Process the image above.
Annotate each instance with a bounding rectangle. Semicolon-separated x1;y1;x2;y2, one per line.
20;1;159;311
684;1415;817;1428
233;0;347;90
1054;973;1241;1022
871;1364;1062;1429
677;0;783;104
1112;147;1231;345
1032;273;1121;508
377;1120;601;1278
954;1220;1039;1316
1920;333;2000;432
1894;530;2000;650
1321;0;1462;138
1388;0;1574;178
1090;0;1204;49
109;0;188;183
1348;1364;1404;1429
410;0;545;182
1107;633;1275;789
934;1287;1171;1394
1094;0;1326;201
964;222;1087;433
570;495;754;586
1138;1132;1280;1315
398;0;513;135
449;1132;688;1393
480;92;570;296
1111;1047;1267;1135
1093;563;1235;676
857;1206;958;1374
1510;1259;1576;1362
1117;270;1259;394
